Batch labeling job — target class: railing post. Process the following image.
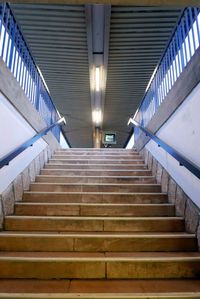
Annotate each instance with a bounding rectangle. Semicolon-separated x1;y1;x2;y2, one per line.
35;73;41;112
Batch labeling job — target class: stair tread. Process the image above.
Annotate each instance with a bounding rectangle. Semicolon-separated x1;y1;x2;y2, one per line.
0;251;200;259
42;170;150;172
15;202;173;206
37;175;154;178
31;183;159;186
0;231;193;236
0;279;200;295
5;216;183;220
24;191;166;195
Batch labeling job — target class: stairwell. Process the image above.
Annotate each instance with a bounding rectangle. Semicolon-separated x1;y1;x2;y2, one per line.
0;148;200;298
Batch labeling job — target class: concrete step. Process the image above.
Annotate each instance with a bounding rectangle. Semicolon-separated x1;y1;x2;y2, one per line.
4;216;184;232
52;155;142;160
41;169;151;176
45;164;147;170
53;152;139;156
1;293;200;299
0;252;199;279
0;232;196;252
14;203;175;217
50;159;142;164
48;161;145;167
56;148;136;151
0;279;200;298
36;175;156;184
30;183;161;193
23;192;168;204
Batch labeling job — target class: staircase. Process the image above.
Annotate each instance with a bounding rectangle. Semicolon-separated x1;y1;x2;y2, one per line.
0;148;200;298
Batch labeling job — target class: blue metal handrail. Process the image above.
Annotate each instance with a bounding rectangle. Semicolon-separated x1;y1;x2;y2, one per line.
0;2;61;142
128;118;200;180
0;117;66;169
134;7;200;141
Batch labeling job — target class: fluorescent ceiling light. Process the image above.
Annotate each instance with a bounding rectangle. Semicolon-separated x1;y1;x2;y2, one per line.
95;67;100;92
92;110;102;125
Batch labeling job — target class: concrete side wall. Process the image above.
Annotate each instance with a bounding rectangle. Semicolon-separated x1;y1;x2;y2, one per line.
0;58;60;150
140;148;200;250
135;46;200;151
0;59;61;228
144;81;200;209
0;91;47;193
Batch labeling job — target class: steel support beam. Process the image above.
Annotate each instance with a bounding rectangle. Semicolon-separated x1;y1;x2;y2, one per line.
9;0;200;6
85;4;111;148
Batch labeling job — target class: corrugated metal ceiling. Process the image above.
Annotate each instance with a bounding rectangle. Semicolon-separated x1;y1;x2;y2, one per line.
11;4;182;147
11;4;93;148
104;6;182;147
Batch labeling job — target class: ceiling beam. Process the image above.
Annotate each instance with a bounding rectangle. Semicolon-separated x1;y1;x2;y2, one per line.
9;0;200;5
85;4;111;147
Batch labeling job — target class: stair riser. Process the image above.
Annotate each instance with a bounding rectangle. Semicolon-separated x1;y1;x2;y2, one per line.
36;176;155;184
0;236;196;252
23;193;168;204
53;152;139;156
45;164;145;170
54;151;138;154
0;259;199;279
45;165;147;170
0;294;200;299
52;156;142;160
15;204;175;217
50;159;141;164
30;184;161;193
4;218;184;232
41;170;150;176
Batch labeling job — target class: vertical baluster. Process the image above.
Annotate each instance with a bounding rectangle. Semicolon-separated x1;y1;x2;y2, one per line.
24;47;29;95
181;15;188;65
1;5;9;60
162;57;166;95
17;36;22;83
29;60;33;102
0;2;5;51
169;43;175;87
5;13;12;66
188;8;196;53
175;30;181;77
35;71;41;112
185;9;192;60
12;27;18;76
160;58;165;98
22;40;27;91
172;36;178;81
160;61;164;102
8;15;16;71
30;61;34;103
154;71;159;113
178;20;185;71
194;8;200;47
165;50;171;92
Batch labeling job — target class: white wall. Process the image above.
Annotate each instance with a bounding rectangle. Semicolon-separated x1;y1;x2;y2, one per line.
60;131;70;149
144;81;200;208
0;92;47;193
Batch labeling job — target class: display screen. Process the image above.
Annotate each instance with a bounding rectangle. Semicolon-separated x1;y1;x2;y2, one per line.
104;133;116;143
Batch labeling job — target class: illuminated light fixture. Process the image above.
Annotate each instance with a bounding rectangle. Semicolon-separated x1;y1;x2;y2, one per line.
92;109;102;125
95;67;100;92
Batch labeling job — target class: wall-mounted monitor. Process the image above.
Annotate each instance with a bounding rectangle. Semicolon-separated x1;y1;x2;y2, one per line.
102;132;117;144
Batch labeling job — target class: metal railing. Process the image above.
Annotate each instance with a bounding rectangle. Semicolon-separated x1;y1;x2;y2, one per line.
128;118;200;180
0;2;61;142
0;117;65;169
134;7;200;141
